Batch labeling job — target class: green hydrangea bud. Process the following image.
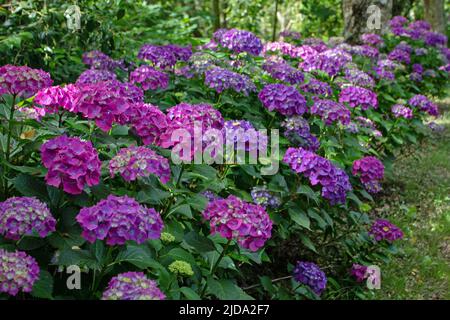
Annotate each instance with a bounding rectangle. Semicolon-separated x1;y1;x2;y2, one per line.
168;260;194;277
160;232;175;243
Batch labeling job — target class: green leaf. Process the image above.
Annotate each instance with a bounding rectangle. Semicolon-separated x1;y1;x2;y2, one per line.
300;234;317;253
288;209;311;230
206;278;254;300
297;185;319;203
184;231;216;253
13;174;49;201
115;244;162;270
179;287;201;300
169;204;192;218
31;270;53;299
166;248;197;266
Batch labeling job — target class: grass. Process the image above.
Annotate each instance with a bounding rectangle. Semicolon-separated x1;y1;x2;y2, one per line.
372;102;450;300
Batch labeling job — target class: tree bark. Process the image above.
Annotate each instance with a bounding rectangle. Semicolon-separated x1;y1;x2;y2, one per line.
343;0;393;44
212;0;221;31
424;0;446;33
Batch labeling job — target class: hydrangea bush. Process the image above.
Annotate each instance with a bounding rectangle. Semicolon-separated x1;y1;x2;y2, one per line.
0;15;448;300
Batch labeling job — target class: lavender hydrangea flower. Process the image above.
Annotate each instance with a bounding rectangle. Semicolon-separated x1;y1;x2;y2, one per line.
350;264;368;282
388;48;410;64
311;98;351;126
223;120;267;155
130;65;169;91
414;48;428;56
0;197;56;240
339;86;378;110
424;31;447;47
300;78;332;97
251;186;280;209
110;146;170;183
303;38;328;52
40;135;101;195
293;261;327;295
352;156;384;193
258;84;307;116
76;69;117;85
282;116;320;152
0;249;40;296
361;33;383;47
391;104;413;119
0;65;52;98
205;67;256;95
201;190;221;202
369;219;403;242
82;50;124;71
262;60;304;85
202;195;272;251
137;44;191;69
408;94;439;116
34;84;79;114
283;147;352;205
76;195;163;245
344;68;375;88
218;29;263;56
299;49;352;77
102;272;165;300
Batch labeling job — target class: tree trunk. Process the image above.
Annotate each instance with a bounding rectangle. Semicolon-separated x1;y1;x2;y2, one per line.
392;0;415;17
212;0;221;31
424;0;446;33
343;0;393;44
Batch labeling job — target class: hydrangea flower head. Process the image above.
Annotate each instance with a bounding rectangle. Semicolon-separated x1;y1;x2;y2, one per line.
293;261;327;295
339;86;378;110
41;135;101;195
391;104;413;119
0;249;40;296
219;29;263;56
262;60;304;85
34;84;79;114
311;98;351;126
350;264;368;282
102;272;165;300
76;195;163;245
352;156;384;193
130;65;169;91
300;78;332;97
408;95;439;116
258;84;307;116
282;116;320;152
76;69;117;85
168;261;194;277
202;195;272;251
369;219;403;242
0;197;56;240
223;120;267;154
251;186;280;209
205;67;256;95
0;65;52;98
361;33;383;47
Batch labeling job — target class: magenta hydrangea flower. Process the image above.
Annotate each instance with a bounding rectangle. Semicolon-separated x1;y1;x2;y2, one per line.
204;67;256;95
202;195;272;252
40;135;101;195
0;197;56;240
311;98;351;126
350;264;368;282
352;156;384;193
258;84;307;116
218;29;263;56
262;60;304;85
160;103;224;161
293;261;327;295
76;69;117;85
0;249;40;296
339;86;378;110
408;94;439;116
283;147;352;205
102;272;165;300
369;219;403;242
118;103;168;146
110;146;170;183
130;65;169;91
361;33;383;47
34;84;79;114
300;78;332;97
0;65;52;98
391;104;413;119
281;116;320;152
76;195;163;245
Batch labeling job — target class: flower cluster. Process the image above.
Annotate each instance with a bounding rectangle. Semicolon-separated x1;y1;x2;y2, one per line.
344;68;375;88
391;104;413;119
282;116;320;152
369;219;403;242
110;146;170;183
76;69;117;85
303;38;328;52
258;84;307;116
350;264;368;282
201;190;221;202
300;78;332;97
102;272;165;300
34;84;79;114
311;98;351;126
40;135;101;195
250;186;280;209
262;60;304;85
168;261;194;277
353;116;383;137
137;44;191;69
223;120;267;154
293;261;327;295
82;50;124;71
408;94;439;116
0;65;52;98
118;103;168;146
339;86;378;110
0;197;56;240
76;195;163;245
352;156;384;193
202;195;272;251
218;29;263;56
283;147;352;205
361;33;383;47
204;67;256;95
130;65;169;91
279;30;302;40
299;49;352;77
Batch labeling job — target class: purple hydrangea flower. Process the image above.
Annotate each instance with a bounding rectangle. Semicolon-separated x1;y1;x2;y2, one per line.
408;94;439;116
299;49;352;77
110;146;170;183
412;64;424;74
201;190;221;202
0;65;52;98
361;33;383;47
344;68;375;88
293;261;327;295
76;69;117;85
414;48;428;56
262;60;304;85
352;156;384;193
355;116;382;137
130;65;169;91
82;50;124;71
250;186;280;209
388;48;410;64
339;86;378;110
34;84;79;114
369;219;403;242
350;264;368;282
424;31;447;47
0;249;40;296
279;30;301;40
281;116;320;152
40;135;101;195
283;147;352;205
202;195;272;252
302;38;328;52
350;45;379;58
102;272;165;300
76;195;163;245
300;78;332;97
137;44;191;69
258;84;307;116
218;29;263;56
223;120;267;154
311;98;351;126
204;67;256;95
391;104;413;119
0;197;56;240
